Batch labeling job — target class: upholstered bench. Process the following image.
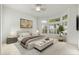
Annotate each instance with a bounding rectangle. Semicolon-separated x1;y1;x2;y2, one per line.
34;38;53;52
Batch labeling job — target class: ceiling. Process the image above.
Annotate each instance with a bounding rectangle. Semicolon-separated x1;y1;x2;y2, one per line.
4;4;76;18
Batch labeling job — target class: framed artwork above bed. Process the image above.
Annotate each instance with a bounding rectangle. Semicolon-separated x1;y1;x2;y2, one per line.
20;18;32;28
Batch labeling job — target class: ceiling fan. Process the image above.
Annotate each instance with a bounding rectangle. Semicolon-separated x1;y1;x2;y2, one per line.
33;4;46;12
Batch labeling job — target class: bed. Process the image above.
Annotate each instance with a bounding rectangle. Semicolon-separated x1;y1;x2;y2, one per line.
17;31;47;49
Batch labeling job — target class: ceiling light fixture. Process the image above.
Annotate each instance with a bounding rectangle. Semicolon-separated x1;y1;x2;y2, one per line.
41;20;47;23
34;4;46;12
36;6;41;11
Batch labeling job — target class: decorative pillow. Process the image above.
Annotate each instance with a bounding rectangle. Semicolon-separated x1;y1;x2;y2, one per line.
18;36;24;42
32;33;40;37
18;32;31;42
20;33;31;37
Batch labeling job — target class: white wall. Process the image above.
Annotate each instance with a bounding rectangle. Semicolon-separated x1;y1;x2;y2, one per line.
67;5;79;47
0;4;1;54
2;6;37;43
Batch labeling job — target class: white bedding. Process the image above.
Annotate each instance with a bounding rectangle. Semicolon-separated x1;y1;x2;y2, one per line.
18;32;47;50
17;32;31;42
26;36;48;49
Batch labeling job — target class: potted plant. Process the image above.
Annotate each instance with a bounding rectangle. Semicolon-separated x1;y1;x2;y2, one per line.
57;25;64;41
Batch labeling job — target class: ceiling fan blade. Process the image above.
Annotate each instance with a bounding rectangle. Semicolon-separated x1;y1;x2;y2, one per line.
41;8;47;11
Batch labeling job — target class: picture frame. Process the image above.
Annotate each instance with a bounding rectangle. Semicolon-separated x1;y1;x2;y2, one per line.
20;18;32;28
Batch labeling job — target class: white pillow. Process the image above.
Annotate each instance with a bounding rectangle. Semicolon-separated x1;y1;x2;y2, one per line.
32;33;40;36
18;36;24;42
20;32;31;37
18;32;31;42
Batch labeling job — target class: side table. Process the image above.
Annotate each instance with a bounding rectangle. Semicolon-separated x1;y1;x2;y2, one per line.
6;36;18;44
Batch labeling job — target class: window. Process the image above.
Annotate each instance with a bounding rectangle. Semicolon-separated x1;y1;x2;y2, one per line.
41;15;68;35
42;25;47;34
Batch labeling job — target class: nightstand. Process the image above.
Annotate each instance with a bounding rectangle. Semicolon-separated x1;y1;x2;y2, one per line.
6;36;18;44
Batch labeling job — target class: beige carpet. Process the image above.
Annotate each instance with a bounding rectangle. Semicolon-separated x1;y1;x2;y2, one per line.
1;39;79;55
1;43;21;55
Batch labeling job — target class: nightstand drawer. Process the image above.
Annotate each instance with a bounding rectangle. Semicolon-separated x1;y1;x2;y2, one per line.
6;37;17;44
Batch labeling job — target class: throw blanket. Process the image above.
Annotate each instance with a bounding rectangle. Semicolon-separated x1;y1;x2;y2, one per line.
21;35;43;45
